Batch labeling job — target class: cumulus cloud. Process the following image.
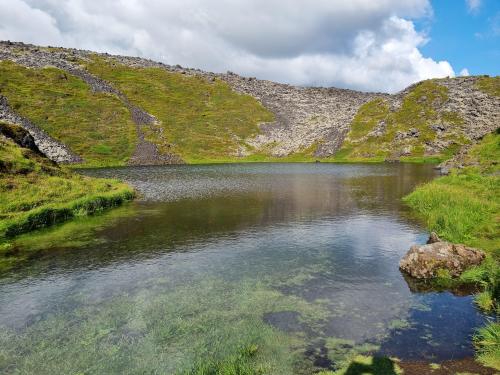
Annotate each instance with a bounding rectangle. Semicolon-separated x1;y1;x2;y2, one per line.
459;68;470;76
0;0;455;92
466;0;481;13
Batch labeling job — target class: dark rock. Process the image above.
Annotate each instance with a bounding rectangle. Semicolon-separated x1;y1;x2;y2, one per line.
426;232;441;244
0;122;42;154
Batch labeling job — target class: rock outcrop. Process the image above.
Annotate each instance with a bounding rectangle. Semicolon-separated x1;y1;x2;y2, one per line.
399;233;485;279
0;96;81;163
0;121;42;155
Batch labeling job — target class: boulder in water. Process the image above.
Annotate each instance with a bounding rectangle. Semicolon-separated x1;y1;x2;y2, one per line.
400;234;485;279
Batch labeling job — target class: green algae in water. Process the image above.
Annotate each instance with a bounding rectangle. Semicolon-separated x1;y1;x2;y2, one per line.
0;277;328;374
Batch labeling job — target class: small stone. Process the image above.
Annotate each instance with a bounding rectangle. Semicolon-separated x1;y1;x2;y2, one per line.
427;232;441;244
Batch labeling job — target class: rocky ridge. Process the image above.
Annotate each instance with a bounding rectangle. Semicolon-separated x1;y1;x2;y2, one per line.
0;41;498;164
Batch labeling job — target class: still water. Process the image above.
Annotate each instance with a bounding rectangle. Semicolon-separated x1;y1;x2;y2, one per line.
0;163;488;374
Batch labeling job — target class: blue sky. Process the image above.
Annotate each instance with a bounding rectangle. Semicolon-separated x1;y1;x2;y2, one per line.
420;0;499;76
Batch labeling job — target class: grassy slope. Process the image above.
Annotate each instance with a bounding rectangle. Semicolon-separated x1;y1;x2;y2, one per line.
0;61;137;166
334;80;467;162
85;57;274;163
0;124;134;240
404;132;499;253
404;131;499;369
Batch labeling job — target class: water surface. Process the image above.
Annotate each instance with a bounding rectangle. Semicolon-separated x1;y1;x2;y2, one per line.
0;163;487;374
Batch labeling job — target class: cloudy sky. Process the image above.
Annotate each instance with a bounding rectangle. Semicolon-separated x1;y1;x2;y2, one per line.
0;0;498;92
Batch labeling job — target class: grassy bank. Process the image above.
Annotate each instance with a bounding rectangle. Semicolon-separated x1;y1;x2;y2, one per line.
0;125;134;240
404;131;499;369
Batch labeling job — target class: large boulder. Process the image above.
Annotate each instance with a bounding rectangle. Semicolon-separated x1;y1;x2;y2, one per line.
400;233;485;279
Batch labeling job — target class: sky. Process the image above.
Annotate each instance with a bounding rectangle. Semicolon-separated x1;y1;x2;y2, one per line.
0;0;498;93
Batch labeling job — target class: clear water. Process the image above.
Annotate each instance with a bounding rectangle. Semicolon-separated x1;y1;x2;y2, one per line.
0;163;487;374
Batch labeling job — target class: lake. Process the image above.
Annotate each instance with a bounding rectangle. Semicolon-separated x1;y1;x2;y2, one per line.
0;163;488;374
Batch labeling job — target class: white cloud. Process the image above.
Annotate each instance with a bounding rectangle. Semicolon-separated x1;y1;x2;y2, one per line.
466;0;481;13
0;0;455;93
459;68;470;76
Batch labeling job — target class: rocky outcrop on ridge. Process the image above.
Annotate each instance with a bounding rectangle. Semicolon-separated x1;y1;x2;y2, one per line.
0;95;81;163
221;74;384;157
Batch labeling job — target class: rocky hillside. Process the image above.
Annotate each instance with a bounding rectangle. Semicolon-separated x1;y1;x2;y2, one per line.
0;41;498;166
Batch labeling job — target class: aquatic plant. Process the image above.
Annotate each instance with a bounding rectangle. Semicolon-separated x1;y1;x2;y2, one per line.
181;344;263;375
318;355;403;375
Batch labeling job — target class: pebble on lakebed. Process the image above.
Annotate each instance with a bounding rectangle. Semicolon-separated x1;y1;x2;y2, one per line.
399;232;485;279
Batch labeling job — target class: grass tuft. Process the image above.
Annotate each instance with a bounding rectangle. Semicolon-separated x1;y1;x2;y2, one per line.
473;322;500;370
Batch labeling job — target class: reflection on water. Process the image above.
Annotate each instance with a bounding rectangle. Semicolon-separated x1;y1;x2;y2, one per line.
0;163;488;374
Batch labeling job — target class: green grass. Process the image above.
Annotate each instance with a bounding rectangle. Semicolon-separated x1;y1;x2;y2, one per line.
473;322;500;370
85;57;274;163
0;127;134;238
474;291;495;313
403;131;500;369
476;76;500;97
403;172;499;251
0;61;137;166
336;80;468;162
404;131;499;252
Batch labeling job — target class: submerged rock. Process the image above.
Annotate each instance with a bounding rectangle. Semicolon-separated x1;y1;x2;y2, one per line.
400;234;485;279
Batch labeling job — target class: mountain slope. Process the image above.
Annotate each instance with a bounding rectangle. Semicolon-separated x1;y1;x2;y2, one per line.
0;41;498;166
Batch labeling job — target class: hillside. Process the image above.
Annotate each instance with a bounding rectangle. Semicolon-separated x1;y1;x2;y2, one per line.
0;41;498;166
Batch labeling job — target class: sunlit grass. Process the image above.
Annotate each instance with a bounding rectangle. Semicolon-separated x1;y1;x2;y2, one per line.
404;172;499;251
85;57;274;163
476;76;500;98
0;131;134;238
